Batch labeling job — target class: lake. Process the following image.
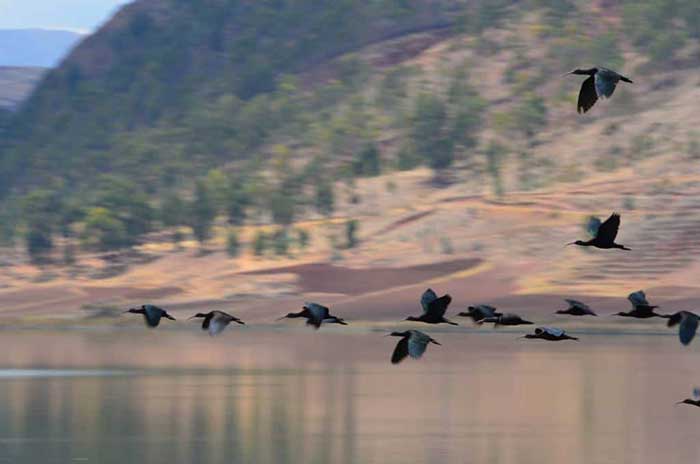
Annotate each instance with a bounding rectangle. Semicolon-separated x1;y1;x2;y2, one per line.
0;327;698;463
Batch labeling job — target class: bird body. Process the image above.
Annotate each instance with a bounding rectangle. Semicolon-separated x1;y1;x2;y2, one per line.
478;313;533;326
568;213;630;250
614;290;667;318
125;304;176;328
190;310;245;336
405;288;458;325
458;304;502;322
278;302;347;329
556;299;597;316
567;67;633;113
522;327;578;341
388;330;440;364
677;388;700;407
667;311;700;346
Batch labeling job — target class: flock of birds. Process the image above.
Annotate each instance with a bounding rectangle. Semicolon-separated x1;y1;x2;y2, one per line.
124;66;700;407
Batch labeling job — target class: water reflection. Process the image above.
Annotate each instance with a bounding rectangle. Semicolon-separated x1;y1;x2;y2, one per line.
0;331;698;463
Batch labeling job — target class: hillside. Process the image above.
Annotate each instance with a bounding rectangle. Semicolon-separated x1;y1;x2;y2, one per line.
0;29;83;67
0;67;45;109
0;0;700;323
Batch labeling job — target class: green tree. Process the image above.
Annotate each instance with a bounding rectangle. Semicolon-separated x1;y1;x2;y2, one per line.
345;219;359;249
410;93;454;171
314;179;335;217
81;207;129;251
272;228;289;256
190;180;216;246
226;229;240;257
353;142;381;176
253;230;268;256
26;226;53;263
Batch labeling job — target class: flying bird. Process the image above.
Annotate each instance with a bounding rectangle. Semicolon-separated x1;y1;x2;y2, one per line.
125;304;176;328
458;304;502;322
556;299;597;316
667;311;700;346
521;327;578;341
478;313;533;326
567;213;630;250
388;330;441;364
189;310;245;336
614;290;667;318
677;388;700;408
277;302;348;329
566;67;633;113
404;288;458;325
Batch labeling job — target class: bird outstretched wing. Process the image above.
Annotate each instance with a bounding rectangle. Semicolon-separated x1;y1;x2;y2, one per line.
578;75;598;113
694;387;700;400
541;327;565;337
391;337;410;364
628;290;650;308
565;299;589;311
427;294;452;318
594;71;618;98
668;311;699;346
421;288;438;314
208;318;228;336
596;213;621;243
407;331;431;359
144;305;165;327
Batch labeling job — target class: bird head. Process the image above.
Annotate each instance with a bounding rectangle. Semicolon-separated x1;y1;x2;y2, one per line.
188;313;208;320
429;338;442;346
404;316;420;322
276;313;296;321
613;311;628;317
564;68;596;76
124;308;141;314
566;240;587;247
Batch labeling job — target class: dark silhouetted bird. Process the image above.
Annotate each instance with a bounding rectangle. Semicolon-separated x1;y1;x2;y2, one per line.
404;288;458;325
556;299;597;316
478;313;533;326
125;304;176;328
521;327;578;341
667;311;700;346
567;213;630;250
458;304;502;322
677;388;700;408
277;302;348;329
388;330;441;364
566;67;633;113
189;310;245;336
614;290;668;319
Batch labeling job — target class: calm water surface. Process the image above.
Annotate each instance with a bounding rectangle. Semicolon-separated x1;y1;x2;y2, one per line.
0;328;698;464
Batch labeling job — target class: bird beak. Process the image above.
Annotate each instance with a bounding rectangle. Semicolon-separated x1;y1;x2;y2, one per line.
562;71;573;77
275;315;288;321
431;340;442;346
187;315;196;320
565;242;576;247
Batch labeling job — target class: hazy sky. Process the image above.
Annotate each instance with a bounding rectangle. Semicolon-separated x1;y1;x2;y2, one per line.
0;0;129;32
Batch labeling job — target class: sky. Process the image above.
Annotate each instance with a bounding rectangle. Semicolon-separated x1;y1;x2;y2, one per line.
0;0;129;33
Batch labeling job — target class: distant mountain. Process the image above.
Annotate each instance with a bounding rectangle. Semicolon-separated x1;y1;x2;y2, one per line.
0;67;46;109
0;29;83;67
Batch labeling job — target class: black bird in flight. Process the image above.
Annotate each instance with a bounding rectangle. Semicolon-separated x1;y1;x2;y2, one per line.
404;288;458;325
521;327;578;341
667;311;700;346
277;302;348;329
478;313;533;326
556;299;597;316
125;304;176;328
614;290;668;319
388;330;441;364
567;213;630;250
458;304;502;322
677;388;700;408
566;67;633;113
189;310;245;336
